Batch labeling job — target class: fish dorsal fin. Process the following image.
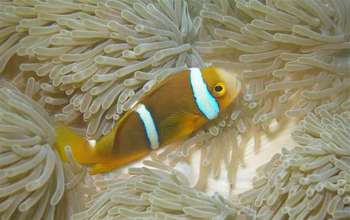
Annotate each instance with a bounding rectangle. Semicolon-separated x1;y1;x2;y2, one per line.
94;124;118;154
140;70;188;100
94;103;137;153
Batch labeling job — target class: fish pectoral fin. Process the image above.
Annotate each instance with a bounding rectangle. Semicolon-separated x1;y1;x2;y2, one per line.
160;111;205;144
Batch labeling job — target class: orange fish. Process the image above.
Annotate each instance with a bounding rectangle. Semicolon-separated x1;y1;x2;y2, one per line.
55;66;241;174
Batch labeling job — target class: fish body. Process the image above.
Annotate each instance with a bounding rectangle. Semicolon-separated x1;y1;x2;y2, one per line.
55;66;241;173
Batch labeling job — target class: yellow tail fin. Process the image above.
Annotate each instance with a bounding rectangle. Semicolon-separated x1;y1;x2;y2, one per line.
54;124;150;174
54;124;101;164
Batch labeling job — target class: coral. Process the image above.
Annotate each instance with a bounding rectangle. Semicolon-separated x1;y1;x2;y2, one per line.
72;158;240;220
238;105;350;219
0;83;93;220
0;0;204;139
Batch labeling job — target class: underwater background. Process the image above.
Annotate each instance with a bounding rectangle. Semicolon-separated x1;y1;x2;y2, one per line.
0;0;349;219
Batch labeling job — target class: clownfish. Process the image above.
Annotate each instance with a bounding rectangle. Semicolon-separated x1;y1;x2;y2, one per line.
55;66;241;174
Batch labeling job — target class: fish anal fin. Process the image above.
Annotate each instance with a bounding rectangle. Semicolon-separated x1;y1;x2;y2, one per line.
89;149;150;174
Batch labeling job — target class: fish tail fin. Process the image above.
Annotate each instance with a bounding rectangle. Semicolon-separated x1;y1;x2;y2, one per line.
54;124;101;164
55;123;150;174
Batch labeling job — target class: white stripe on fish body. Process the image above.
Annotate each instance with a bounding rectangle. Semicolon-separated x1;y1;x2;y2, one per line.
135;104;160;149
189;68;220;120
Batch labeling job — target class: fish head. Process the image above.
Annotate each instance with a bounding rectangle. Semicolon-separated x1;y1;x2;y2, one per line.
201;66;241;110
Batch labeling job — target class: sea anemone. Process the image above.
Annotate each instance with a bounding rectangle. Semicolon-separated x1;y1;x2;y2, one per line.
0;0;349;220
200;0;350;121
188;0;350;190
0;0;204;140
146;0;350;193
239;105;350;219
72;158;239;220
0;83;93;220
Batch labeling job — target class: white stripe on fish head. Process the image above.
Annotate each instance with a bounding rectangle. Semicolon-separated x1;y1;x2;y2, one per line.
189;68;220;120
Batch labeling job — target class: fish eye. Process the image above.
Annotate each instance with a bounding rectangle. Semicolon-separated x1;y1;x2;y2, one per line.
213;83;226;97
